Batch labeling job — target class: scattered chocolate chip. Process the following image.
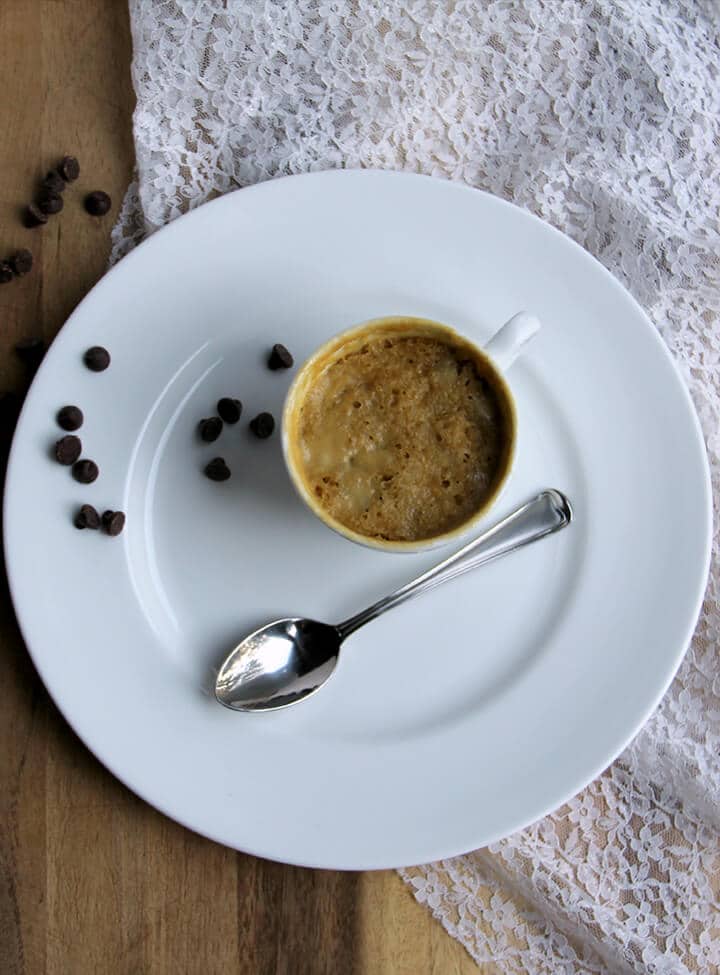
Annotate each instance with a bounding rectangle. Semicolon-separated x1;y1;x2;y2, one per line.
204;457;231;481
74;504;101;530
84;191;111;216
249;411;275;439
199;416;223;442
9;249;33;276
72;458;99;483
43;170;66;194
37;189;64;215
268;343;294;370
15;338;45;371
217;397;242;424
55;435;82;465
24;203;48;228
57;405;83;431
58;155;80;182
0;262;13;284
0;392;20;421
0;392;21;438
84;346;110;371
101;510;126;536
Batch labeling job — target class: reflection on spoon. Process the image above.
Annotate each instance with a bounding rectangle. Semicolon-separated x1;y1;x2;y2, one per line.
215;490;573;713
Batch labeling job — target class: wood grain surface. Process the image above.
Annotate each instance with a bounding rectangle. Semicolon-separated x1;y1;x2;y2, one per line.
0;4;489;973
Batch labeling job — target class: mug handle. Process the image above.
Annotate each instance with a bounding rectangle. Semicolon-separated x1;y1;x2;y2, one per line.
484;311;541;371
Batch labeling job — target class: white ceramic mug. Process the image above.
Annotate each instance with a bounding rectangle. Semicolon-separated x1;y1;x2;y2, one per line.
282;311;540;552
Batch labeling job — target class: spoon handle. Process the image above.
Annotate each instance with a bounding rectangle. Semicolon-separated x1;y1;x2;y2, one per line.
336;490;572;640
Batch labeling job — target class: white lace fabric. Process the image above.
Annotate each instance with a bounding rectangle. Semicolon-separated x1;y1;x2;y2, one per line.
114;2;720;971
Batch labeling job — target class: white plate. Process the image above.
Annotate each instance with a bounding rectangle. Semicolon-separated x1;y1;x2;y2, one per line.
4;171;711;869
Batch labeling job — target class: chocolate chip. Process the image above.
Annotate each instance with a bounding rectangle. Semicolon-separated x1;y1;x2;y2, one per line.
101;510;125;536
84;191;111;216
74;504;100;530
0;392;21;439
57;405;83;431
204;457;231;481
72;459;98;483
37;189;64;215
268;344;294;370
81;504;101;529
43;170;66;194
24;203;48;228
198;416;223;442
249;411;275;438
55;435;82;465
84;346;110;371
0;392;21;422
58;156;80;182
15;338;45;371
217;397;242;424
9;249;33;276
0;263;13;284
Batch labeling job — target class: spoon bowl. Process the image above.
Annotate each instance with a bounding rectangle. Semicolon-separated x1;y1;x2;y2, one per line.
215;618;341;711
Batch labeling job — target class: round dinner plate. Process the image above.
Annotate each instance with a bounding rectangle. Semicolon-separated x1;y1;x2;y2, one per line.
4;171;711;869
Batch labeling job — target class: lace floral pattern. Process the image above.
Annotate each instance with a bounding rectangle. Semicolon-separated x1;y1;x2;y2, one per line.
114;1;720;970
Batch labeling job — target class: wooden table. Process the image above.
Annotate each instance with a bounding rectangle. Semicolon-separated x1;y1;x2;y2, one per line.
0;4;487;972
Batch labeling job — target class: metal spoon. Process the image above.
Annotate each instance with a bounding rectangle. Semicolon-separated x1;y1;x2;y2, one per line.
215;489;572;712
